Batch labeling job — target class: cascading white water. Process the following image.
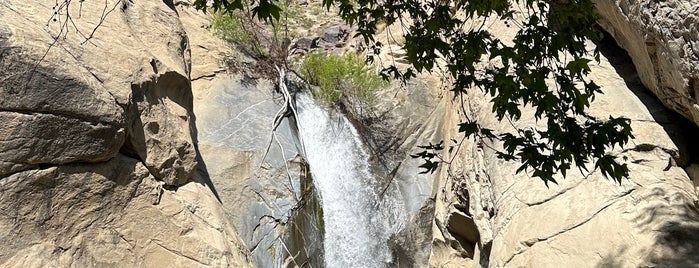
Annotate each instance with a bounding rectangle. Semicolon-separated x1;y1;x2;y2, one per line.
295;93;405;267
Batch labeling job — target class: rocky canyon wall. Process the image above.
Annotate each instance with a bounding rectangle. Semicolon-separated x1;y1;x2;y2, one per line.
349;1;699;267
424;2;699;267
595;0;699;125
1;0;699;267
0;0;252;266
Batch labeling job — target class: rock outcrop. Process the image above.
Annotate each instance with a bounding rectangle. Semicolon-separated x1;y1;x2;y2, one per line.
346;3;699;267
0;0;252;266
0;155;252;267
422;10;699;268
3;0;699;267
177;3;319;266
595;0;699;126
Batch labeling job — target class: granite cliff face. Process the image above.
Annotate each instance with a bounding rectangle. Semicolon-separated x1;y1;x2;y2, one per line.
595;0;699;125
0;0;252;266
2;0;699;267
345;1;699;267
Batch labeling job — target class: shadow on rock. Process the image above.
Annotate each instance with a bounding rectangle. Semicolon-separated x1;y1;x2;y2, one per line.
597;187;699;267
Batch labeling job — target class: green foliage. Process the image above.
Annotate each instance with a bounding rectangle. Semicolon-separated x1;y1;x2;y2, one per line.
210;12;251;45
194;0;244;16
333;0;633;184
301;52;387;105
196;0;635;184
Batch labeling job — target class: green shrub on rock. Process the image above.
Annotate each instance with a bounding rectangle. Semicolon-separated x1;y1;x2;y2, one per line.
210;12;251;45
301;52;387;105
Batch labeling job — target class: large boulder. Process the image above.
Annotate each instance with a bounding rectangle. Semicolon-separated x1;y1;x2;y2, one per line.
0;0;197;186
0;0;252;266
0;155;252;267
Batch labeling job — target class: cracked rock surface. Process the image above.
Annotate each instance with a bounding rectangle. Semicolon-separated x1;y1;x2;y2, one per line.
425;10;699;267
178;3;317;266
0;0;252;266
595;0;699;125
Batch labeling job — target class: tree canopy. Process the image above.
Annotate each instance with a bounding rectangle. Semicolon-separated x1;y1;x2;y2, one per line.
194;0;634;185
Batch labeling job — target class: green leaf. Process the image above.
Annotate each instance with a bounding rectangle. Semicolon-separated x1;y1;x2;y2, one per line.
252;0;283;22
458;122;479;137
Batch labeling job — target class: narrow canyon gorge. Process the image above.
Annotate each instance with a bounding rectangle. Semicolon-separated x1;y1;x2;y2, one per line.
1;0;698;267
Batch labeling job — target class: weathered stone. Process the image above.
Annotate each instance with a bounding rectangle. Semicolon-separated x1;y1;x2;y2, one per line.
0;0;198;185
179;3;315;265
0;39;125;177
335;4;699;267
320;24;351;47
424;19;699;268
0;0;252;266
125;68;198;186
0;155;253;267
595;0;699;126
193;75;308;267
292;36;320;52
285;163;325;267
0;111;124;175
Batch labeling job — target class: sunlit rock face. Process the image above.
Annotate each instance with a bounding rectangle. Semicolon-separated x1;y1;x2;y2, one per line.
3;0;699;267
423;6;699;268
347;2;699;267
594;0;699;126
0;1;252;266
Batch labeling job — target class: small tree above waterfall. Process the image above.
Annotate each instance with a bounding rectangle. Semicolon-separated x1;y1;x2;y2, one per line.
194;0;634;185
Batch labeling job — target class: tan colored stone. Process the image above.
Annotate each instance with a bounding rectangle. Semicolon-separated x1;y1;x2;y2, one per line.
0;155;253;267
594;0;699;125
0;0;198;185
0;0;253;266
427;32;699;268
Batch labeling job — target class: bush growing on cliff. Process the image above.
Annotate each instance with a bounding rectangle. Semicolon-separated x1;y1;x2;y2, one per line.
194;0;635;184
210;11;272;59
211;12;250;44
301;52;387;105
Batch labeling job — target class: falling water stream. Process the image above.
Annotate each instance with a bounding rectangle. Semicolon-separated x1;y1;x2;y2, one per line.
295;93;406;267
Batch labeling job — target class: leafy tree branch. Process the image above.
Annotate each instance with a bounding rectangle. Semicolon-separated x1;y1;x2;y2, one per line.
195;0;634;184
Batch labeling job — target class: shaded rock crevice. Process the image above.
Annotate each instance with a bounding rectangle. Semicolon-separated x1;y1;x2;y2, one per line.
594;0;699;125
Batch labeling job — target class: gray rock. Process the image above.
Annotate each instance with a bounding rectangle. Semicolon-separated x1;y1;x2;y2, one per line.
193;75;309;267
320;24;351;47
293;36;320;51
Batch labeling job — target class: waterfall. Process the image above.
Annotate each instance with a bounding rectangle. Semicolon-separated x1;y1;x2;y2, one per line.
295;93;406;267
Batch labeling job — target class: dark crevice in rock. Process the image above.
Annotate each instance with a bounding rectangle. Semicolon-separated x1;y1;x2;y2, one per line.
151;240;206;265
446;210;480;259
191;69;227;81
283;163;324;267
598;29;699;167
162;0;178;14
0;153;147;180
478;241;492;267
523;179;586;207
0;163;38;180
